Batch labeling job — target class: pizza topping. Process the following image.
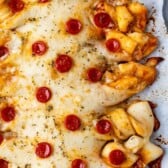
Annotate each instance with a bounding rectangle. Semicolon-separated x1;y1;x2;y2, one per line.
87;68;102;82
109;149;126;165
0;134;4;145
32;41;48;56
55;54;73;73
8;0;25;13
35;142;52;158
94;12;112;28
96;119;112;134
0;46;9;58
71;159;87;168
65;115;81;131
36;87;52;103
0;159;8;168
105;39;121;52
66;19;83;35
1;107;16;122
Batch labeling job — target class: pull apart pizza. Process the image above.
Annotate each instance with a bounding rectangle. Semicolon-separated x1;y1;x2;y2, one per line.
0;0;164;168
100;101;163;167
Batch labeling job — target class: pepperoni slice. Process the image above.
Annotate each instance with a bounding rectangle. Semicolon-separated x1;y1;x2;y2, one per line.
71;159;87;168
0;159;8;168
94;12;112;28
32;41;48;56
65;115;81;131
0;46;8;58
36;87;52;103
55;54;73;73
1;107;16;122
105;39;121;52
66;19;82;35
35;142;52;158
0;134;4;145
87;68;102;82
8;0;25;13
109;149;126;165
96;119;112;134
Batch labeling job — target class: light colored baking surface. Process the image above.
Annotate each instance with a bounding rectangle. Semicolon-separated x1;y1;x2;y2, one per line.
135;0;168;167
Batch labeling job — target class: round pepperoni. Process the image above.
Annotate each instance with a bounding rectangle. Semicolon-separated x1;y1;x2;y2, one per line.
0;134;4;145
32;41;48;56
71;159;87;168
55;54;73;73
35;142;52;158
65;115;81;131
96;119;111;134
0;46;8;58
1;107;16;122
94;12;112;28
0;159;8;168
36;87;52;103
66;19;82;35
105;39;120;52
109;149;126;165
8;0;25;13
87;68;102;82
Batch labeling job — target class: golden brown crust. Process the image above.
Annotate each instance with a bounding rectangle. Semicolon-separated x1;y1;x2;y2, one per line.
100;101;163;168
90;1;158;62
102;61;157;92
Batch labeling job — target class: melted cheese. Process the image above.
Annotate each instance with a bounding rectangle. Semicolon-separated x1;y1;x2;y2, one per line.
0;0;163;168
0;1;108;167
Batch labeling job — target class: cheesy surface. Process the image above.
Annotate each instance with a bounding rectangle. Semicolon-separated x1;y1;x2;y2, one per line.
0;0;163;168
